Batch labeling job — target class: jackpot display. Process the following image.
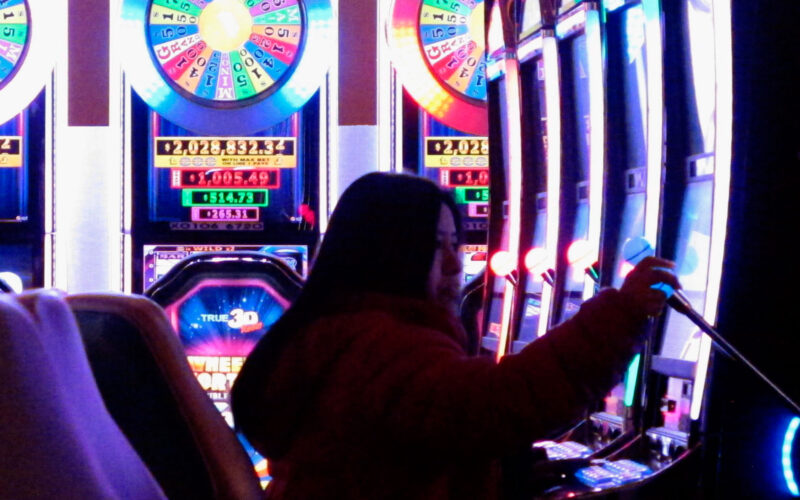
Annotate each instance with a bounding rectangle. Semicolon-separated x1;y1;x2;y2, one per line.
121;0;332;292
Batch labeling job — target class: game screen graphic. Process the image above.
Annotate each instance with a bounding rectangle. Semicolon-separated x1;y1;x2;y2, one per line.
147;110;306;229
164;278;292;487
143;243;308;289
0;113;26;221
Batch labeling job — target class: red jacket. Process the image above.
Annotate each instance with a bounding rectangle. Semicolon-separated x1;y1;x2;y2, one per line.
252;290;646;499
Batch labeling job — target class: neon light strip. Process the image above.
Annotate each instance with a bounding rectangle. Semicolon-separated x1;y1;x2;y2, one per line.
123;76;134;293
642;0;664;245
583;9;604;301
43;81;53;286
318;73;329;233
325;0;339;224
783;417;800;496
495;56;525;360
623;353;641;407
377;0;391;173
538;34;561;337
691;0;733;421
109;1;123;291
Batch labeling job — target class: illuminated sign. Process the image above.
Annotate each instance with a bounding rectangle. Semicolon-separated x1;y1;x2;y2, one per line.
454;187;489;204
440;167;489;187
154;137;297;167
0;136;21;167
191;207;260;222
181;189;268;207
170;168;280;189
424;136;489;167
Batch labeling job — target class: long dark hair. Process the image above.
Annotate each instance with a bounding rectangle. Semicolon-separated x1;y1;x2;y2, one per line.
232;172;460;456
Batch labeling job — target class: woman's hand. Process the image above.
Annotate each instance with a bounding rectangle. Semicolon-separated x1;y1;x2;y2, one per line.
619;256;681;319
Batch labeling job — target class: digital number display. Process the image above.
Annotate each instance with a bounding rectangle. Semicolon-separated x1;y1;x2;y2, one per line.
424;137;489;168
440;168;489;188
155;137;297;168
191;207;260;222
0;136;22;167
181;189;269;207
171;169;280;189
454;187;489;204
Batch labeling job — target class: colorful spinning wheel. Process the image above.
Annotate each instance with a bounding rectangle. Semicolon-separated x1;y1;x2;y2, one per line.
0;0;62;124
122;0;333;135
388;0;488;135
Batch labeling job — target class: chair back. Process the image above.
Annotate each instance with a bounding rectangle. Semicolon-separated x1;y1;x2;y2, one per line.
0;290;166;499
67;292;263;500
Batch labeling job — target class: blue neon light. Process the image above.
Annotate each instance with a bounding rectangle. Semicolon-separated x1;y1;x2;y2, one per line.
783;416;800;496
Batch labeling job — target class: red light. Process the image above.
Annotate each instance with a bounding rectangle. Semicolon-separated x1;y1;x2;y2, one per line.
566;239;592;265
489;250;514;277
524;247;548;281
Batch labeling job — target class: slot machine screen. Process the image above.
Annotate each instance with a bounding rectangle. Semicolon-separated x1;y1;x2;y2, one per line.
555;30;591;324
0;114;26;221
654;0;717;433
516;55;548;350
520;0;542;37
609;5;649;289
148;111;305;228
163;278;292;486
657;157;713;433
143;244;308;290
483;78;510;349
1;112;33;292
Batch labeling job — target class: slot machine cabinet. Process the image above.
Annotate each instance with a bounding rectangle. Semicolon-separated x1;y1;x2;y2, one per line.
511;0;557;353
576;0;665;455
146;251;303;488
0;0;61;292
549;0;604;328
701;1;800;496
119;0;333;293
388;0;493;288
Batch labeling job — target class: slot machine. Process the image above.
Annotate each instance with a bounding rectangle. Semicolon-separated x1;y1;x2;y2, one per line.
531;0;735;495
387;0;492;287
0;0;61;292
146;251;303;487
119;0;334;292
